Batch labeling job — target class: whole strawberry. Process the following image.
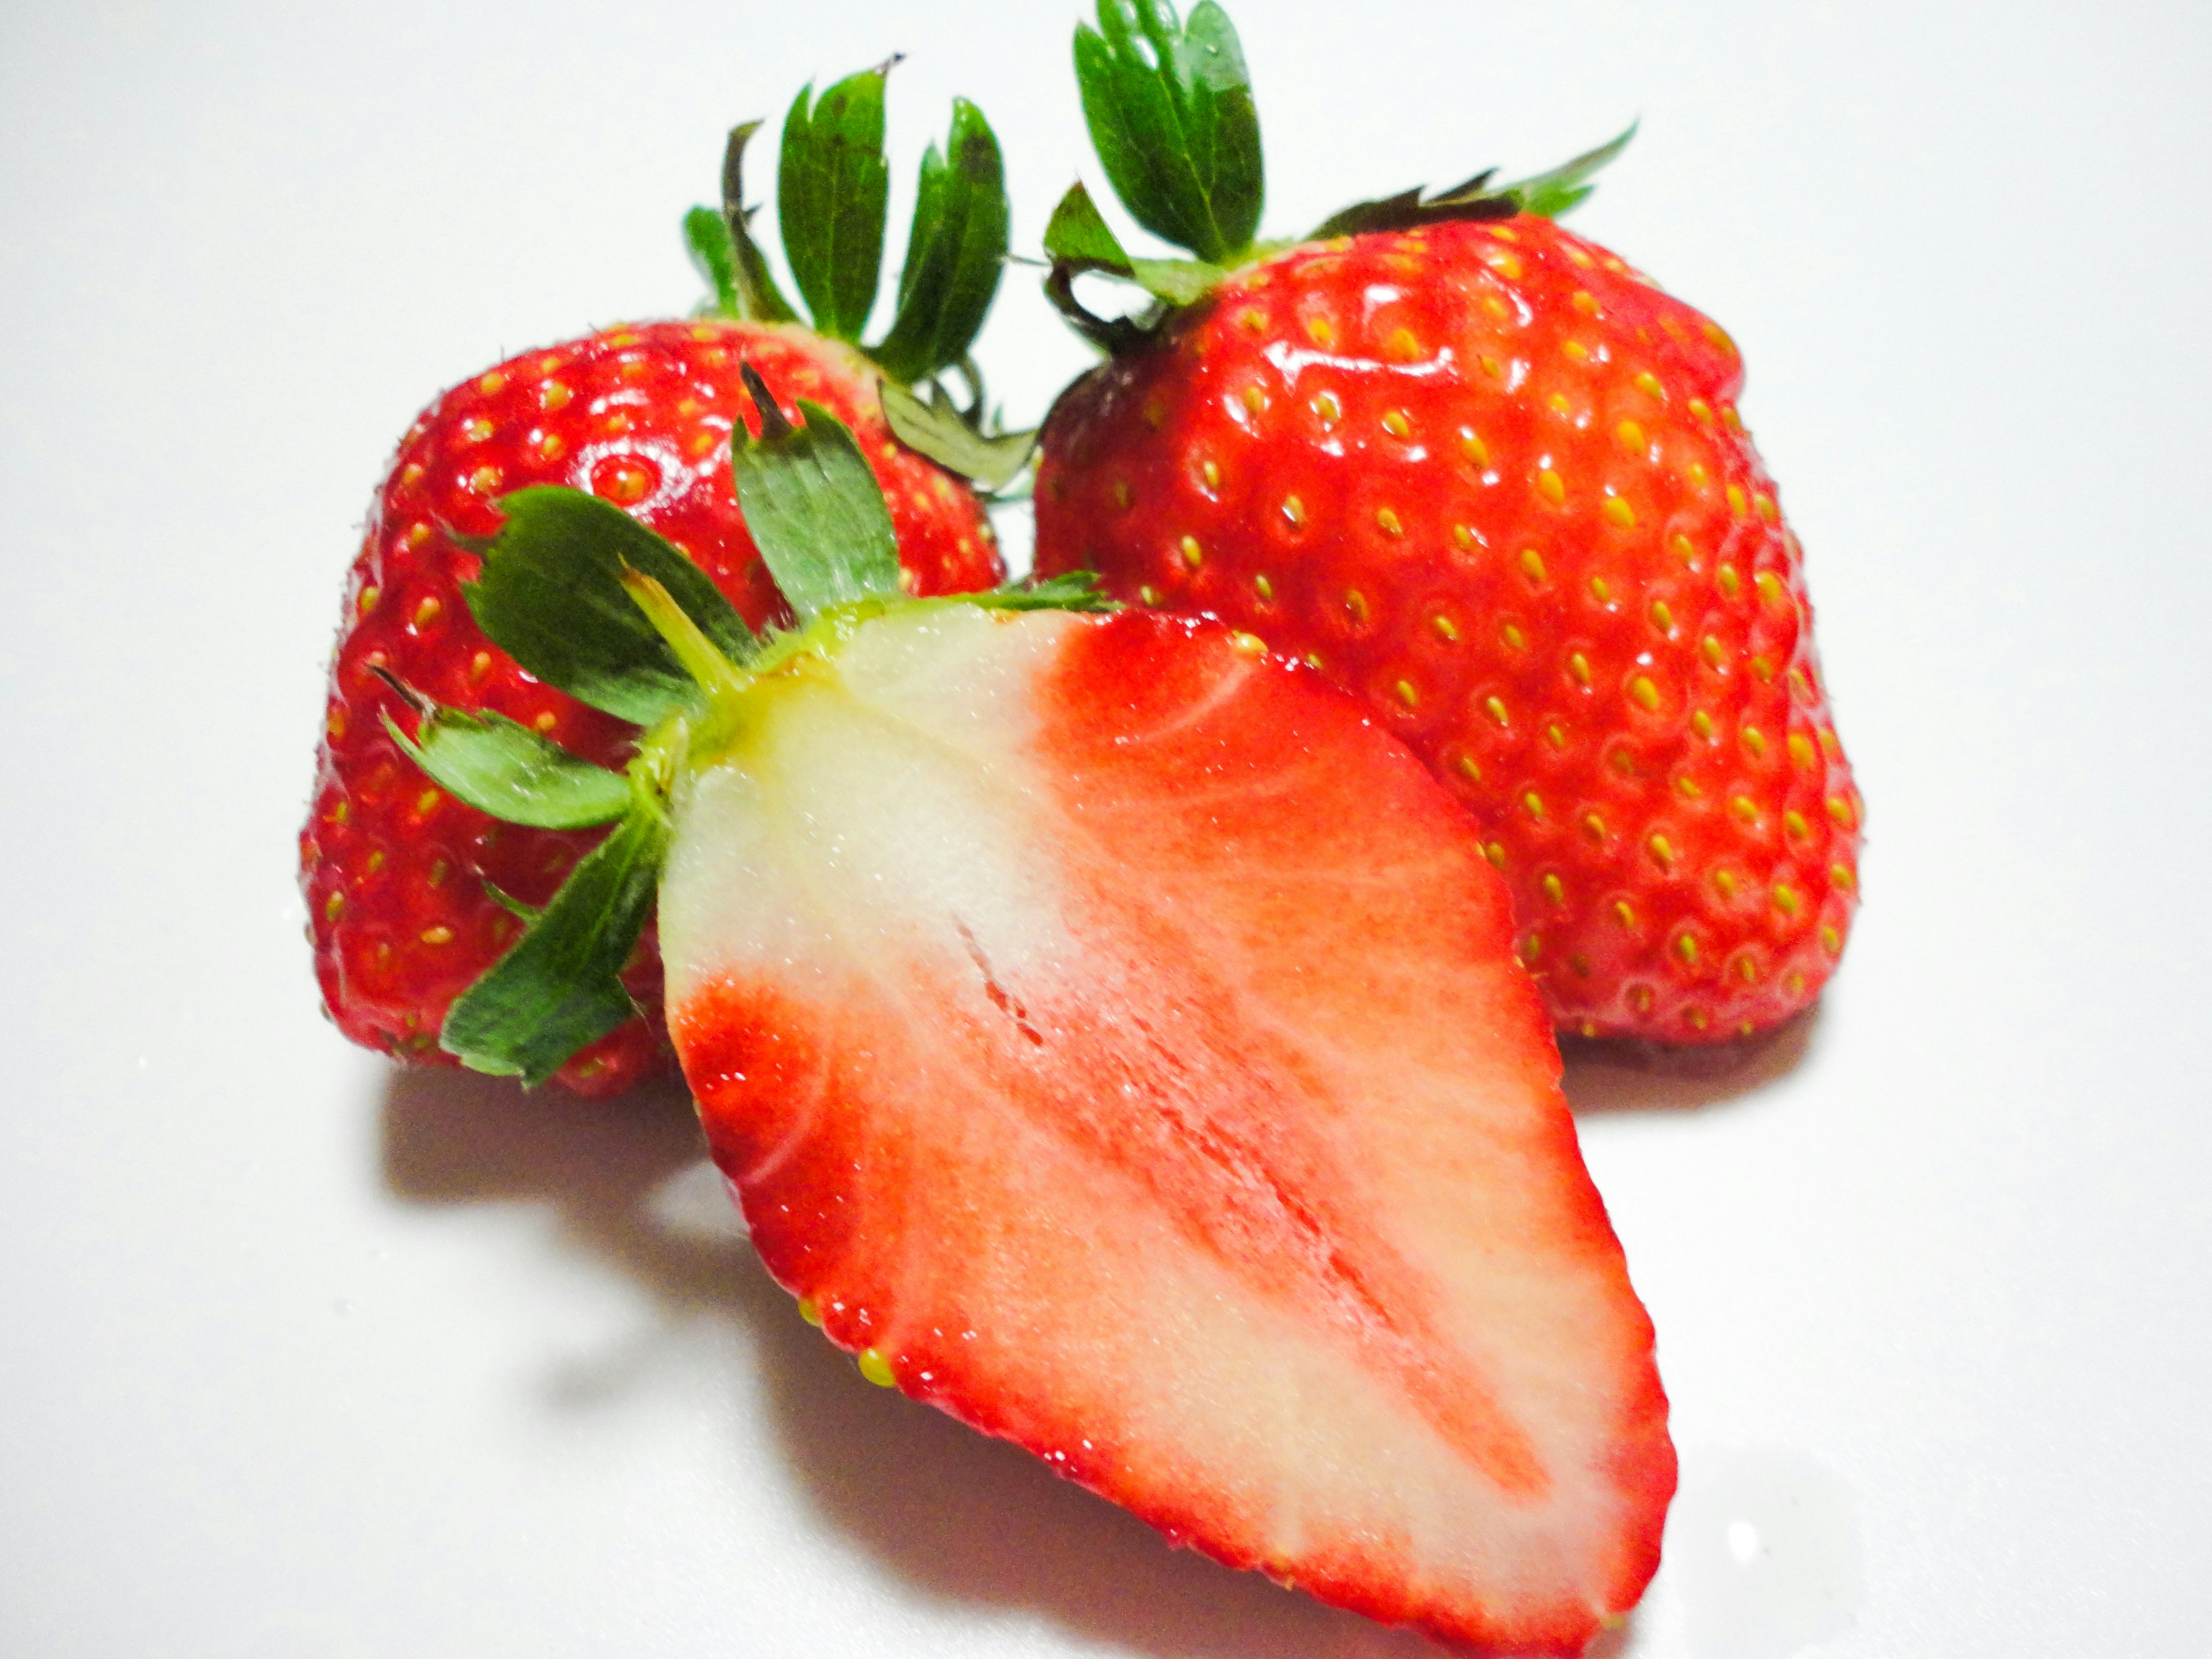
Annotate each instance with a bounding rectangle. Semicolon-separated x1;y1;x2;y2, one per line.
1029;0;1860;1043
303;82;1027;1093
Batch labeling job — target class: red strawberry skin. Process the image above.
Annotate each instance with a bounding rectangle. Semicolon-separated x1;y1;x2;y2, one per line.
663;608;1673;1652
1033;217;1861;1044
300;319;1003;1095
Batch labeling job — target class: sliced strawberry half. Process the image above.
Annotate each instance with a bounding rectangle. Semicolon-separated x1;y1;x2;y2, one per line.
392;381;1674;1653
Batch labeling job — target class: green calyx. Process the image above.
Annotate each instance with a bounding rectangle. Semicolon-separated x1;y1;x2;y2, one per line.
395;373;1109;1089
1048;0;1636;349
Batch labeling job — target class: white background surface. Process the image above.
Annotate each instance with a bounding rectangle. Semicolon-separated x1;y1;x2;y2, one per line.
4;2;2209;1655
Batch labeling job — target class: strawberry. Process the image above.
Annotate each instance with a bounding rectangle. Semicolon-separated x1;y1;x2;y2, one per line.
303;78;1029;1093
389;385;1674;1653
1026;0;1861;1044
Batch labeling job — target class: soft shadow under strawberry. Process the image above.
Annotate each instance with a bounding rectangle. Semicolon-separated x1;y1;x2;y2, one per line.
377;1066;1433;1659
1560;1006;1820;1117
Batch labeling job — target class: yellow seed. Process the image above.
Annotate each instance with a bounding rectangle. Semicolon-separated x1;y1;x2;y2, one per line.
1459;429;1490;467
468;650;493;683
1629;676;1660;711
797;1297;823;1327
1138;584;1163;607
1386;327;1421;361
1231;632;1268;657
1253;573;1274;600
1718;565;1741;600
1546;721;1567;749
1756;571;1786;608
1613;900;1638;930
1520;933;1543;964
1480;355;1505;380
357;586;380;615
1569;651;1592;685
460;416;493;444
1536;469;1566;506
1714;869;1738;899
1726;484;1748;516
1201;460;1221;490
1572;290;1599;315
1305;316;1336;349
1563;340;1590;363
414;788;441;816
1648;834;1675;868
1394;679;1419;707
1582;812;1607;842
1705;320;1737;355
1456;755;1482;781
1179;535;1203;569
398;463;424;490
1789;666;1815;702
1486;841;1507;869
1239;307;1268;335
412;595;442;628
858;1349;896;1388
1452;523;1476;551
1547;392;1573;416
1432;613;1460;642
1702;635;1725;668
1730;795;1758;823
1750;656;1776;681
1112;480;1132;509
1783;810;1810;840
469;464;501;493
1827;796;1853;828
419;925;453;946
1241;387;1266;415
1831;863;1855;891
1650;600;1675;632
1520;548;1547;584
1616;419;1646;453
1522;791;1544;819
1772;885;1803;916
1785;971;1806;997
1685;1007;1710;1031
1743;726;1768;757
406;521;431;549
1485;250;1524;279
1313;391;1342;425
1674;933;1699;965
1789;733;1817;768
1602;497;1637;529
1691;710;1715;740
1566;245;1593;268
1686;461;1710;489
323;892;344;922
326;800;349;827
1736;956;1759;983
1382;409;1412;438
1676;775;1703;798
1723;404;1745;432
533;711;557;733
1375;506;1403;537
1634;371;1665;400
1821;925;1843;955
1819;727;1842;759
1483;294;1510;321
1344;588;1369;623
1499;622;1524;650
1535;872;1565;908
1688;397;1714;423
541;381;572;411
1755;491;1778;521
1484;695;1510;726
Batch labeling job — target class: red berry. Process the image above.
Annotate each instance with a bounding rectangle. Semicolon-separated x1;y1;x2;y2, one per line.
301;319;1002;1094
1035;217;1860;1044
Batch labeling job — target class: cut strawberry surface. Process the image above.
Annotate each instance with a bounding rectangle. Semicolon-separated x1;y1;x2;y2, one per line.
392;376;1674;1652
661;605;1672;1652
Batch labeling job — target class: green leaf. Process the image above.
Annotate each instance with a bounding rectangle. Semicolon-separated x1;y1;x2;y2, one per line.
719;122;800;324
878;381;1036;491
1503;122;1638;219
1128;256;1227;305
1074;0;1263;264
1309;180;1519;240
778;66;893;340
461;487;756;726
872;99;1010;385
441;808;668;1088
684;205;741;317
480;878;541;925
730;369;902;618
381;703;631;831
969;570;1119;613
1043;180;1134;270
